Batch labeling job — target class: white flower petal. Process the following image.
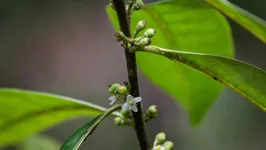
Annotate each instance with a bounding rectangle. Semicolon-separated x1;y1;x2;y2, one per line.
109;96;116;101
130;105;138;112
126;95;134;101
109;100;116;105
133;97;142;103
122;102;129;110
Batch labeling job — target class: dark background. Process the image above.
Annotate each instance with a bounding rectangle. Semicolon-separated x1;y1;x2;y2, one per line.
0;0;266;149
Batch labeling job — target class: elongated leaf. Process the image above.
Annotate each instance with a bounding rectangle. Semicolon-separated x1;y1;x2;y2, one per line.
18;134;61;150
140;46;266;110
60;104;121;150
0;88;121;147
106;0;233;124
203;0;266;43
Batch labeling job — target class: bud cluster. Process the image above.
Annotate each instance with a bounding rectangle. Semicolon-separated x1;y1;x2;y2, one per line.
108;82;130;96
114;105;134;126
113;19;157;51
126;20;157;52
108;82;130;105
134;20;156;46
153;132;174;150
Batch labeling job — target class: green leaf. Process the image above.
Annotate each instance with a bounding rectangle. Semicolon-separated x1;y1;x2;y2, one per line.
18;134;61;150
141;46;266;111
0;88;121;147
106;0;233;124
60;104;121;150
203;0;266;43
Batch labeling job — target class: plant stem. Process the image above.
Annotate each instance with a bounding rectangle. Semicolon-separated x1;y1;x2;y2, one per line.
112;0;150;150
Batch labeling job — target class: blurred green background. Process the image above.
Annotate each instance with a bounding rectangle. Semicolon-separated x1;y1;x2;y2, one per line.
0;0;265;149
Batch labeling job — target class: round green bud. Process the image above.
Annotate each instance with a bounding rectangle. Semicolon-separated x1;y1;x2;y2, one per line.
118;85;128;95
156;132;166;144
136;20;146;32
120;108;131;118
114;117;124;126
114;31;125;41
108;83;120;94
133;0;145;10
139;37;152;47
148;105;158;115
163;141;174;150
144;28;156;38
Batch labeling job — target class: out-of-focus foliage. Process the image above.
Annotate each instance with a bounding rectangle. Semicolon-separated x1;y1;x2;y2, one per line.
0;88;120;147
203;0;266;43
18;134;61;150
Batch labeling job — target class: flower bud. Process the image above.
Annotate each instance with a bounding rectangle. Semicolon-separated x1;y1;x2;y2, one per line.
114;117;124;126
114;31;125;41
148;105;158;115
144;28;156;38
136;20;146;32
108;83;120;94
140;37;152;47
163;141;174;150
120;108;131;118
144;105;158;122
133;0;145;10
118;85;128;95
156;132;166;144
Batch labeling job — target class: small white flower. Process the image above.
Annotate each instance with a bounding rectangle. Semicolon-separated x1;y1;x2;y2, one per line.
109;96;116;105
122;95;142;112
109;95;126;105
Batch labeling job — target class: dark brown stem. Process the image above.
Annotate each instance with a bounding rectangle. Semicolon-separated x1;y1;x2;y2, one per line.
112;0;150;150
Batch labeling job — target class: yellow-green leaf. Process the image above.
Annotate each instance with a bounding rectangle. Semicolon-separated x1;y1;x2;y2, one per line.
0;88;121;147
140;46;266;111
203;0;266;43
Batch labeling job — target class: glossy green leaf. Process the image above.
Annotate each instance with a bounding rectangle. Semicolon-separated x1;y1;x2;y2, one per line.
18;134;61;150
60;104;121;150
203;0;266;43
0;88;121;147
106;0;233;124
140;46;266;111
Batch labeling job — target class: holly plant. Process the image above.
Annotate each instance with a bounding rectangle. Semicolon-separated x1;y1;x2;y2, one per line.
0;0;265;150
